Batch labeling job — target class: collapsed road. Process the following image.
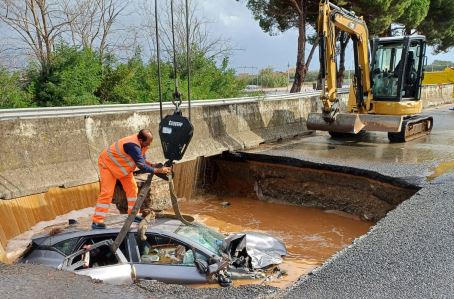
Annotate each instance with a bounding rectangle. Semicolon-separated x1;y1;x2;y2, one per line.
1;105;453;298
240;105;454;298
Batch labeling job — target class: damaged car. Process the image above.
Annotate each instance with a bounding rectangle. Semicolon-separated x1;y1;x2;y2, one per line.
19;217;287;286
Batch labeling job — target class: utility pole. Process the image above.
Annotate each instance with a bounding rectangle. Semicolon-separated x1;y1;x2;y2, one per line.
287;63;290;92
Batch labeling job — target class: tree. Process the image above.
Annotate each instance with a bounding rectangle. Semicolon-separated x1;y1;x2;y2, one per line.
240;0;319;92
348;0;415;35
426;59;454;71
0;0;76;77
96;48;162;104
416;0;454;53
62;0;130;58
28;44;102;106
396;0;430;35
141;0;233;65
333;0;429;87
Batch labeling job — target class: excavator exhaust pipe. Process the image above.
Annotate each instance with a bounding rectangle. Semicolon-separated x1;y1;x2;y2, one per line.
307;112;365;134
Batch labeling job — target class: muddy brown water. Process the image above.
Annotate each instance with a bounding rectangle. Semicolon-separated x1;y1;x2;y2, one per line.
6;193;373;289
178;195;373;288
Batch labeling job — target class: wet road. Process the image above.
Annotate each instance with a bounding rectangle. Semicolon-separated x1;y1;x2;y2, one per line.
247;106;454;184
242;105;454;298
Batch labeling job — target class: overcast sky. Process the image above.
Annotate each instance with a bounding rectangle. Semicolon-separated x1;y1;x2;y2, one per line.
199;0;454;73
1;0;453;73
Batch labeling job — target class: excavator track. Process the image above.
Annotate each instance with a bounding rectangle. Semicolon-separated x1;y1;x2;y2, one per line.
388;115;433;143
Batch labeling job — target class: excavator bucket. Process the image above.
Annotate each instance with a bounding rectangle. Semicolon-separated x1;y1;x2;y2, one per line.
358;114;403;132
306;112;365;134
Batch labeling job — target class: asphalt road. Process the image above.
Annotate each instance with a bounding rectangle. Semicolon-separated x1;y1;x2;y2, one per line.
243;105;454;298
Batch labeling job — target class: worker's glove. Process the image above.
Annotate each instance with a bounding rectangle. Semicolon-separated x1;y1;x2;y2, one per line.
154;166;170;181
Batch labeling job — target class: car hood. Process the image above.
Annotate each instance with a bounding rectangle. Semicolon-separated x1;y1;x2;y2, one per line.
221;232;287;270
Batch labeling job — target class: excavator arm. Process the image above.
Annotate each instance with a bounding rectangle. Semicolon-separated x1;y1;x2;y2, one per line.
318;0;372;119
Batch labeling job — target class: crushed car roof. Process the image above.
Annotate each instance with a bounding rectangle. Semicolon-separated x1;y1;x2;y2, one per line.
32;215;187;246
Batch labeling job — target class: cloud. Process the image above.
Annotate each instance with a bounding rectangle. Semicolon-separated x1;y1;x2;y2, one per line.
219;13;240;26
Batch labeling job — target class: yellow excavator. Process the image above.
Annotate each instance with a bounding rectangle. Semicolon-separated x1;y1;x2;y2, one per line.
307;0;433;142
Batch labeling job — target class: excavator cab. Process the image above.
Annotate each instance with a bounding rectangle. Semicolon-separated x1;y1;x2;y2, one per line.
370;36;426;102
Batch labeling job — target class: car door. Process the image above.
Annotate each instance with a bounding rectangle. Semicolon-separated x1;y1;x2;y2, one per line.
133;233;209;284
60;239;134;285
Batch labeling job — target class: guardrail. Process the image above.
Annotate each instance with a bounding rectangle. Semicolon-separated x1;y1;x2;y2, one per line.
0;88;350;120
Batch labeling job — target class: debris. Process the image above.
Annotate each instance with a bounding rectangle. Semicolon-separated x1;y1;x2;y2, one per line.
220;201;231;207
138;209;156;241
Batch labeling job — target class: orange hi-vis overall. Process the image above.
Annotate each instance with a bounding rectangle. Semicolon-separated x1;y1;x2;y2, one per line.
92;134;149;224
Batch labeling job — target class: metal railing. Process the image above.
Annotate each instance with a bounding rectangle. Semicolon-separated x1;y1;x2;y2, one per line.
0;88;349;120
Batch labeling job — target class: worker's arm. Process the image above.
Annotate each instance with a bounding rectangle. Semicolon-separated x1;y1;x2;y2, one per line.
123;143;169;174
145;160;160;168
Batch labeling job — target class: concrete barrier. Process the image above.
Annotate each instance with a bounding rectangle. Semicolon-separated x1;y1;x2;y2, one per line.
420;84;454;107
0;85;452;262
0;93;331;200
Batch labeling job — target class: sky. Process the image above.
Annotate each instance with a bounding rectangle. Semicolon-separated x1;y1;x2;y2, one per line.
198;0;454;74
1;0;453;74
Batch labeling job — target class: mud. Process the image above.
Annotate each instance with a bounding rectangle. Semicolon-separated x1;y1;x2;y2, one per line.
178;195;373;288
204;158;418;221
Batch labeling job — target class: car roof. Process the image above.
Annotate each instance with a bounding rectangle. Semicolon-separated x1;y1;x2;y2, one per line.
32;216;185;247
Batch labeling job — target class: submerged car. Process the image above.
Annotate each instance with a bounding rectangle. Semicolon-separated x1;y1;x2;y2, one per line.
19;217;287;286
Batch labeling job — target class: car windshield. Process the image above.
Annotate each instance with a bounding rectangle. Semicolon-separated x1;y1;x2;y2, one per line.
174;223;224;255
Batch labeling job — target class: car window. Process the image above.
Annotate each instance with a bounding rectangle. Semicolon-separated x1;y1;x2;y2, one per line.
174;224;224;255
138;234;207;266
76;235;130;262
68;243;122;271
54;237;79;255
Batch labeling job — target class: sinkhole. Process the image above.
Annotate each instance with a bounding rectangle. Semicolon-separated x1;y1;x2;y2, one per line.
178;151;419;287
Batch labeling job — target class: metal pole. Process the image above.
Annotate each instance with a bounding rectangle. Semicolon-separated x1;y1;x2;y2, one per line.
155;0;163;120
171;0;178;95
185;0;191;121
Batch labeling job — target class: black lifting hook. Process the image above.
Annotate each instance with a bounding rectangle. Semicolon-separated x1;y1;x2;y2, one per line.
172;89;182;112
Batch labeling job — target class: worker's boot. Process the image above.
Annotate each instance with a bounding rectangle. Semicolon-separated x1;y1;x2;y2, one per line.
91;222;106;230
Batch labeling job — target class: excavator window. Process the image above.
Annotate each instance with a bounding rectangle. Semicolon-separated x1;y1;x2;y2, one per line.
402;43;422;99
372;44;403;98
372;40;423;100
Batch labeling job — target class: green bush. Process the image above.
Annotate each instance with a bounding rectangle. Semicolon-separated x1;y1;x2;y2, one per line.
29;44;102;106
258;67;288;88
0;68;32;109
7;44;246;107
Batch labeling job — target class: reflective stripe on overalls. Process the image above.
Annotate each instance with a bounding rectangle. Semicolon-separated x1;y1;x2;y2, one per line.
92;135;148;223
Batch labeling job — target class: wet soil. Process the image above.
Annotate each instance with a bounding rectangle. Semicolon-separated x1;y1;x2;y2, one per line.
205;158;417;221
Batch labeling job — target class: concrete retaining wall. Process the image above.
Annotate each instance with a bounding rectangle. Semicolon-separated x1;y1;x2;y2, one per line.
421;84;453;107
0;84;452;262
0;93;329;201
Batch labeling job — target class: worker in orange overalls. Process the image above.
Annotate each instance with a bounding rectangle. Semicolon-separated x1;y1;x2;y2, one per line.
91;129;171;229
